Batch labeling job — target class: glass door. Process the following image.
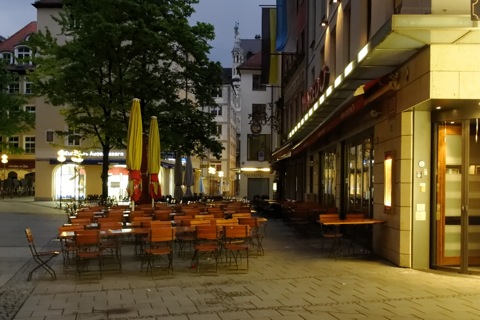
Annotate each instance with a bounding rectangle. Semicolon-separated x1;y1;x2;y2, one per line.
434;120;480;272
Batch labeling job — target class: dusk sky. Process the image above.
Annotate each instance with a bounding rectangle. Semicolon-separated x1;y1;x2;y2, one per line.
0;0;275;67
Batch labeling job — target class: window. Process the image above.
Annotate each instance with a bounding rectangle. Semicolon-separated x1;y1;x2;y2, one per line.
214;87;222;97
321;150;336;208
252;74;266;91
8;76;19;94
210;106;222;116
1;52;12;64
15;46;32;65
344;134;374;216
25;105;36;113
24;136;35;154
67;128;81;146
46;130;54;142
25;77;33;94
8;136;19;148
247;134;271;161
217;124;222;135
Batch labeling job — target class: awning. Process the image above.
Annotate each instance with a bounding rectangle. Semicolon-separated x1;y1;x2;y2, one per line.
282;14;480;146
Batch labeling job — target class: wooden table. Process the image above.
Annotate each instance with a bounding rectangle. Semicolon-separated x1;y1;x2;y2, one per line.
320;218;385;258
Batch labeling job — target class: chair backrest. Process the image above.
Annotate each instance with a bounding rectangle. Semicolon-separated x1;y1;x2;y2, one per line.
215;218;238;226
174;215;192;226
195;225;218;241
346;213;365;220
149;227;175;243
25;228;37;253
237;217;258;228
186;219;213;227
74;212;95;222
58;225;84;234
98;221;123;230
153;209;172;221
232;213;251;219
132;216;152;224
223;225;249;240
70;218;92;226
194;214;214;220
97;216;122;223
150;220;172;228
318;213;340;223
74;230;100;247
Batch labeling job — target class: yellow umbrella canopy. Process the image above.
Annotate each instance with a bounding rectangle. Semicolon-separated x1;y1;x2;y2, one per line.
126;98;143;202
147;116;161;200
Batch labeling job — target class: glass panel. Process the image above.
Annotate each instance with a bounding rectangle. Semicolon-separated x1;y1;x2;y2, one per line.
468;119;480;270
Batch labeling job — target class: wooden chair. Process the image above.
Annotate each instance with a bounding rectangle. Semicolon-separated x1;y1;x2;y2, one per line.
74;230;103;278
191;225;220;274
194;214;214;220
25;228;60;281
58;225;84;269
146;220;172;228
143;227;175;276
238;217;266;255
154;209;172;221
232;212;251;219
318;213;344;257
222;225;250;273
98;222;123;271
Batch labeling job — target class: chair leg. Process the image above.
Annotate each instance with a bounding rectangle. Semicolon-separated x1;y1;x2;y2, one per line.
28;255;57;281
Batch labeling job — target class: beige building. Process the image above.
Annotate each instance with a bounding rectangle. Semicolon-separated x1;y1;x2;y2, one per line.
271;0;480;274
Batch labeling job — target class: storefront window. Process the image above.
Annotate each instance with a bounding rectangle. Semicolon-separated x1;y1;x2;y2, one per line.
321;151;336;208
345;134;374;216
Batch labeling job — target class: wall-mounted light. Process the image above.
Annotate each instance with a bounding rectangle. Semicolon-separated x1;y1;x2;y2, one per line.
384;152;393;212
321;20;328;27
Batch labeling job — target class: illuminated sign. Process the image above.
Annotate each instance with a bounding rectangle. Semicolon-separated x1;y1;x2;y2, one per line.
301;65;330;109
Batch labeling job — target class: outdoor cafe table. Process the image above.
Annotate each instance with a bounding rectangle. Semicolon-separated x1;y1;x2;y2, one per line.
319;218;385;258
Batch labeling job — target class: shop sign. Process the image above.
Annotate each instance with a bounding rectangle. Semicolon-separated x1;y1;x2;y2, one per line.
301;65;330;109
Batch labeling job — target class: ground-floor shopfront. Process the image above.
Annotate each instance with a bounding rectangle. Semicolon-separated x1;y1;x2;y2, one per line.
33;152;207;205
273;46;480;274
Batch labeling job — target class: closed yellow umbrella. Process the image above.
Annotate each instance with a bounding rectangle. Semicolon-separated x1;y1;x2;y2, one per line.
126;98;143;203
147;116;161;204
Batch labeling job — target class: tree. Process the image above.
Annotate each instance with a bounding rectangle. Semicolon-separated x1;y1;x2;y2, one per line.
29;0;224;200
0;61;35;153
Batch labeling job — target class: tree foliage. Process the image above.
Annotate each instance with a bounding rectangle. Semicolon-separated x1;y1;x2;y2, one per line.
0;62;35;153
28;0;224;198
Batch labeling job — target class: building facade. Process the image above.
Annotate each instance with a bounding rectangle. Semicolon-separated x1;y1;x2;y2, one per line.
0;22;37;195
232;24;277;201
271;0;480;274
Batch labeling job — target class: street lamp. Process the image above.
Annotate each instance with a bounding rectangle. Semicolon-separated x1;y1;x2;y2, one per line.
57;150;66;208
1;154;7;180
208;166;216;196
218;171;224;196
71;150;84;206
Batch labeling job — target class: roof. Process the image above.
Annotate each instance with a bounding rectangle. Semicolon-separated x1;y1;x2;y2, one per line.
33;0;62;8
0;22;37;53
237;51;262;71
240;38;261;57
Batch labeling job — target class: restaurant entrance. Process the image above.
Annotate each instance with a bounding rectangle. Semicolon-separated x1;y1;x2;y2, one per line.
433;117;480;273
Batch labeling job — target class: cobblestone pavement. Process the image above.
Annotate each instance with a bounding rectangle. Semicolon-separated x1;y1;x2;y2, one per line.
2;199;480;320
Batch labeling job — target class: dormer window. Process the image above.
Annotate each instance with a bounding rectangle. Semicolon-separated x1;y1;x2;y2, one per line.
15;46;32;65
